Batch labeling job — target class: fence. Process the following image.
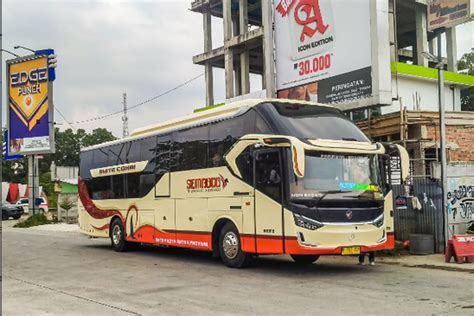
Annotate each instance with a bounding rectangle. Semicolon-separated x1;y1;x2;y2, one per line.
393;178;445;253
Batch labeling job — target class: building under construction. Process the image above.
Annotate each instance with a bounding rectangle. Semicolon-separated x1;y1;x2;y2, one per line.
191;0;473;173
191;0;474;249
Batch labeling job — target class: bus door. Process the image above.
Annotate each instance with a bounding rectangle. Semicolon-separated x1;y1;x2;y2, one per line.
253;148;285;254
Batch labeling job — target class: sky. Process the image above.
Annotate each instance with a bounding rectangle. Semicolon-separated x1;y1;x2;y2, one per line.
1;0;473;137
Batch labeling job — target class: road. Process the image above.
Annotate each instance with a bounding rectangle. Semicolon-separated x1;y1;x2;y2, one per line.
2;221;474;316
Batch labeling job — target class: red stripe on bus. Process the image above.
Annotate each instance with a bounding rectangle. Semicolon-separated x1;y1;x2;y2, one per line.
127;225;212;250
78;177;123;221
92;223;110;231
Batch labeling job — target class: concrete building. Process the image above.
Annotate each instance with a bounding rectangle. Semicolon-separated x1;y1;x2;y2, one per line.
191;0;473;170
191;0;473;245
191;0;273;104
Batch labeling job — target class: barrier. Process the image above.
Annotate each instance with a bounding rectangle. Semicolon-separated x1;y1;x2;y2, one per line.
445;234;474;264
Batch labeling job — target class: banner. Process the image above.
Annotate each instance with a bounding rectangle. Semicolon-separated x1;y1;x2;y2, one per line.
428;0;472;31
7;55;54;155
274;0;391;108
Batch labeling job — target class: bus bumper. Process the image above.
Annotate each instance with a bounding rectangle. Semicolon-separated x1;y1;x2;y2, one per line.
284;232;395;255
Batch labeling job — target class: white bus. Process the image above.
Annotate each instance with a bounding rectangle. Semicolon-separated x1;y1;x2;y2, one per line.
78;99;409;268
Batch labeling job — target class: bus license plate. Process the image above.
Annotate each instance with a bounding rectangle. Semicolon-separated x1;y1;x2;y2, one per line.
341;246;361;255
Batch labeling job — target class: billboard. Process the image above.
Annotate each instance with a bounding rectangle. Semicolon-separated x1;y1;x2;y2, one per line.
428;0;473;31
274;0;392;109
7;55;55;155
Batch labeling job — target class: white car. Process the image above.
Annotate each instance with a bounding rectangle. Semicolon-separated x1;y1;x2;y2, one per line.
16;197;49;214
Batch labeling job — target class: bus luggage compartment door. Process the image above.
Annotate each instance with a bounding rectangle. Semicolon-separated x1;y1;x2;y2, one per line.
254;149;284;254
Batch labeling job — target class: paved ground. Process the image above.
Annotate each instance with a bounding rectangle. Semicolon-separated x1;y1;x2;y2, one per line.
2;220;474;316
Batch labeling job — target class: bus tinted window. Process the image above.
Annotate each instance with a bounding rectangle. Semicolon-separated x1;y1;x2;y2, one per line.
107;144;123;166
80;150;93;179
236;147;253;186
256;102;369;141
140;136;156;161
94;148;109;168
156;134;172;173
112;175;125;199
209;110;255;167
127;141;140;163
91;176;112;200
173;125;209;171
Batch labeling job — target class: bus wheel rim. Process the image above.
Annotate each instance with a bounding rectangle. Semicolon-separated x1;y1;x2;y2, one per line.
112;225;121;245
223;231;239;260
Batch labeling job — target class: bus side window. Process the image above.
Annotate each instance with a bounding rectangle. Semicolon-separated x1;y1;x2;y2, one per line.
112;175;125;199
172;125;208;171
255;151;282;202
209;111;255;167
127;141;140;163
235;148;253;186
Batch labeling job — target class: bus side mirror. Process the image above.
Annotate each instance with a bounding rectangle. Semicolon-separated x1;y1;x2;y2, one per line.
394;144;410;185
291;142;305;178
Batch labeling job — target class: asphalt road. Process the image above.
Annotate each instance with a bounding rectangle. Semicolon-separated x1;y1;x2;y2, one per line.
2;221;474;316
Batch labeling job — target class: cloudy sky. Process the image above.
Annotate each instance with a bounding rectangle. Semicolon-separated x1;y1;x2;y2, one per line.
2;0;473;137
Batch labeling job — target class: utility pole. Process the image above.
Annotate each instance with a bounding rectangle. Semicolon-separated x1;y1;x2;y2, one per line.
436;31;448;249
122;93;129;138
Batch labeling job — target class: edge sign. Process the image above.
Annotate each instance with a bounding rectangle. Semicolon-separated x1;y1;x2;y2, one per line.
7;54;55;155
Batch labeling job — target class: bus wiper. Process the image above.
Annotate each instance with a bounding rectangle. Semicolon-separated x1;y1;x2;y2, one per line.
314;190;350;203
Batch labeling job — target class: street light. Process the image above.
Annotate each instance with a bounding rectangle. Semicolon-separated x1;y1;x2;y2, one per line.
423;39;449;249
1;49;20;58
13;45;36;53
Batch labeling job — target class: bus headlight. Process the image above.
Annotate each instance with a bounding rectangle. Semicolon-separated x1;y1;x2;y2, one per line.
373;214;384;228
293;214;324;230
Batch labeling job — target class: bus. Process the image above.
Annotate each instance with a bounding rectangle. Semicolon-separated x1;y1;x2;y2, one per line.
78;99;409;268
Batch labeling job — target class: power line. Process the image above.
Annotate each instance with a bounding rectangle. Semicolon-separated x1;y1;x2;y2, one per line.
67;72;205;125
54;107;75;130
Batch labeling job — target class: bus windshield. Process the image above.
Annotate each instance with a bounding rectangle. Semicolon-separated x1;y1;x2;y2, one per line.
256;102;369;141
288;152;383;200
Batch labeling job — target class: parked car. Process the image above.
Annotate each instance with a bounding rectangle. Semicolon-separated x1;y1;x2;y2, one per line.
16;197;49;214
2;202;24;220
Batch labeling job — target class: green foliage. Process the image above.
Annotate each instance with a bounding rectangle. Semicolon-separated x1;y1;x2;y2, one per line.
458;50;474;111
13;213;56;228
59;196;75;211
47;127;116;170
40;172;57;209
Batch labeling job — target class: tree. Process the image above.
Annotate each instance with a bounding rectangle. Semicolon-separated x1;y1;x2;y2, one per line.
458;49;474;111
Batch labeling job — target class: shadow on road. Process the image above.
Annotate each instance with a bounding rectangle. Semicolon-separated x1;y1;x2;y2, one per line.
81;242;368;276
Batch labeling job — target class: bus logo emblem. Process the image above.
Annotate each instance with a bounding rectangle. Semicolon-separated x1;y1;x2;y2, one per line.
345;210;353;220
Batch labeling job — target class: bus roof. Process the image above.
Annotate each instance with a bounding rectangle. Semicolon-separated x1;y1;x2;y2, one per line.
82;98;336;151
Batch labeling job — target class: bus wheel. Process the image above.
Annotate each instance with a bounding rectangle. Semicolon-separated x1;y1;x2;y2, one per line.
219;222;252;268
290;255;319;264
110;218;128;252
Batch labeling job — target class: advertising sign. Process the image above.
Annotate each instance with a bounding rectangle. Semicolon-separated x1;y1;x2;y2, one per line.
428;0;472;31
274;0;391;109
7;55;55;155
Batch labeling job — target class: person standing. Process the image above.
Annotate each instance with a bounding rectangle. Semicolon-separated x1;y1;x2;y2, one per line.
358;252;375;266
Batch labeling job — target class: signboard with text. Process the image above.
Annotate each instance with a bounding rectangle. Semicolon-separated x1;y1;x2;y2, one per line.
274;0;392;109
428;0;473;31
7;54;55;155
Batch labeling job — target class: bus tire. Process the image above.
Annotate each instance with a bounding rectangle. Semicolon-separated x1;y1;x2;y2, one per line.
219;222;252;268
290;255;319;264
110;218;128;252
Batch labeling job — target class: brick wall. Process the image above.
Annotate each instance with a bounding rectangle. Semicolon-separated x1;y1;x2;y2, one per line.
426;125;474;162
